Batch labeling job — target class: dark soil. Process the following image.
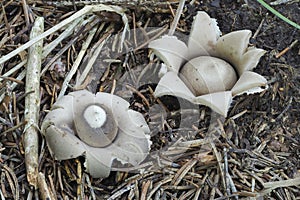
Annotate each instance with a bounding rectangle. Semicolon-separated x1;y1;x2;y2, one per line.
0;0;299;199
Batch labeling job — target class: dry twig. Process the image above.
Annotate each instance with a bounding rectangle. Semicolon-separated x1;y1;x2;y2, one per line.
38;172;55;200
24;17;44;188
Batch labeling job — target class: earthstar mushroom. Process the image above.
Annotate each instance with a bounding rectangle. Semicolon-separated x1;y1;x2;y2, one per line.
41;90;151;178
149;11;267;116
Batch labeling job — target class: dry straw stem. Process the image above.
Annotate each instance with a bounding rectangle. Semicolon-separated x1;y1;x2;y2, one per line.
75;26;112;88
0;17;82;79
1;163;19;199
0;17;82;103
37;172;55;200
0;4;128;66
24;17;44;188
260;177;300;196
58;23;98;99
168;0;185;36
42;17;84;60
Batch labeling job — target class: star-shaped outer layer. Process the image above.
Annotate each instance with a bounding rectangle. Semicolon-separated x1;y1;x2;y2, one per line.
148;11;267;116
41;90;151;178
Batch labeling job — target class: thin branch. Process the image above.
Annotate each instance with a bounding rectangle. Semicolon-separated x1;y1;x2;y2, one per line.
24;16;44;188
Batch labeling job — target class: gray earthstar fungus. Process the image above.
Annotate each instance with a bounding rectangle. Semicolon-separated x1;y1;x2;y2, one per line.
149;11;268;116
41;90;151;178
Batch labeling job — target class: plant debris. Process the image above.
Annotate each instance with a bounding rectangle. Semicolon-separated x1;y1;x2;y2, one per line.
0;0;299;199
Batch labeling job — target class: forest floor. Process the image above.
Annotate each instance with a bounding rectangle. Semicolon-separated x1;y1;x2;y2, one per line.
0;0;299;199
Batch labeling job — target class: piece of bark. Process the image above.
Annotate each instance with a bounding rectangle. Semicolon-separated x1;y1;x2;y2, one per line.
24;17;44;188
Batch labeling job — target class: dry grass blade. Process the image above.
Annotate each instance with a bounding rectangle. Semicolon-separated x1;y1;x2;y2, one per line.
75;27;112;88
0;120;27;135
146;176;173;200
263;177;300;189
171;158;198;186
24;17;44;188
58;22;98;98
0;4;128;65
168;0;185;36
141;180;151;200
0;6;92;65
21;0;30;27
210;141;226;191
0;76;24;84
107;184;135;200
37;172;55;200
0;16;82;85
42;17;83;59
1;164;19;200
126;84;151;108
258;176;300;196
0;70;26;103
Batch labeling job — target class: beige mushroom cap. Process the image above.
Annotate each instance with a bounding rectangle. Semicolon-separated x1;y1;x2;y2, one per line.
41;90;151;178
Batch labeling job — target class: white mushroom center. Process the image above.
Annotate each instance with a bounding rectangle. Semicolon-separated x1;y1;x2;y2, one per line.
83;105;107;128
180;56;237;96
